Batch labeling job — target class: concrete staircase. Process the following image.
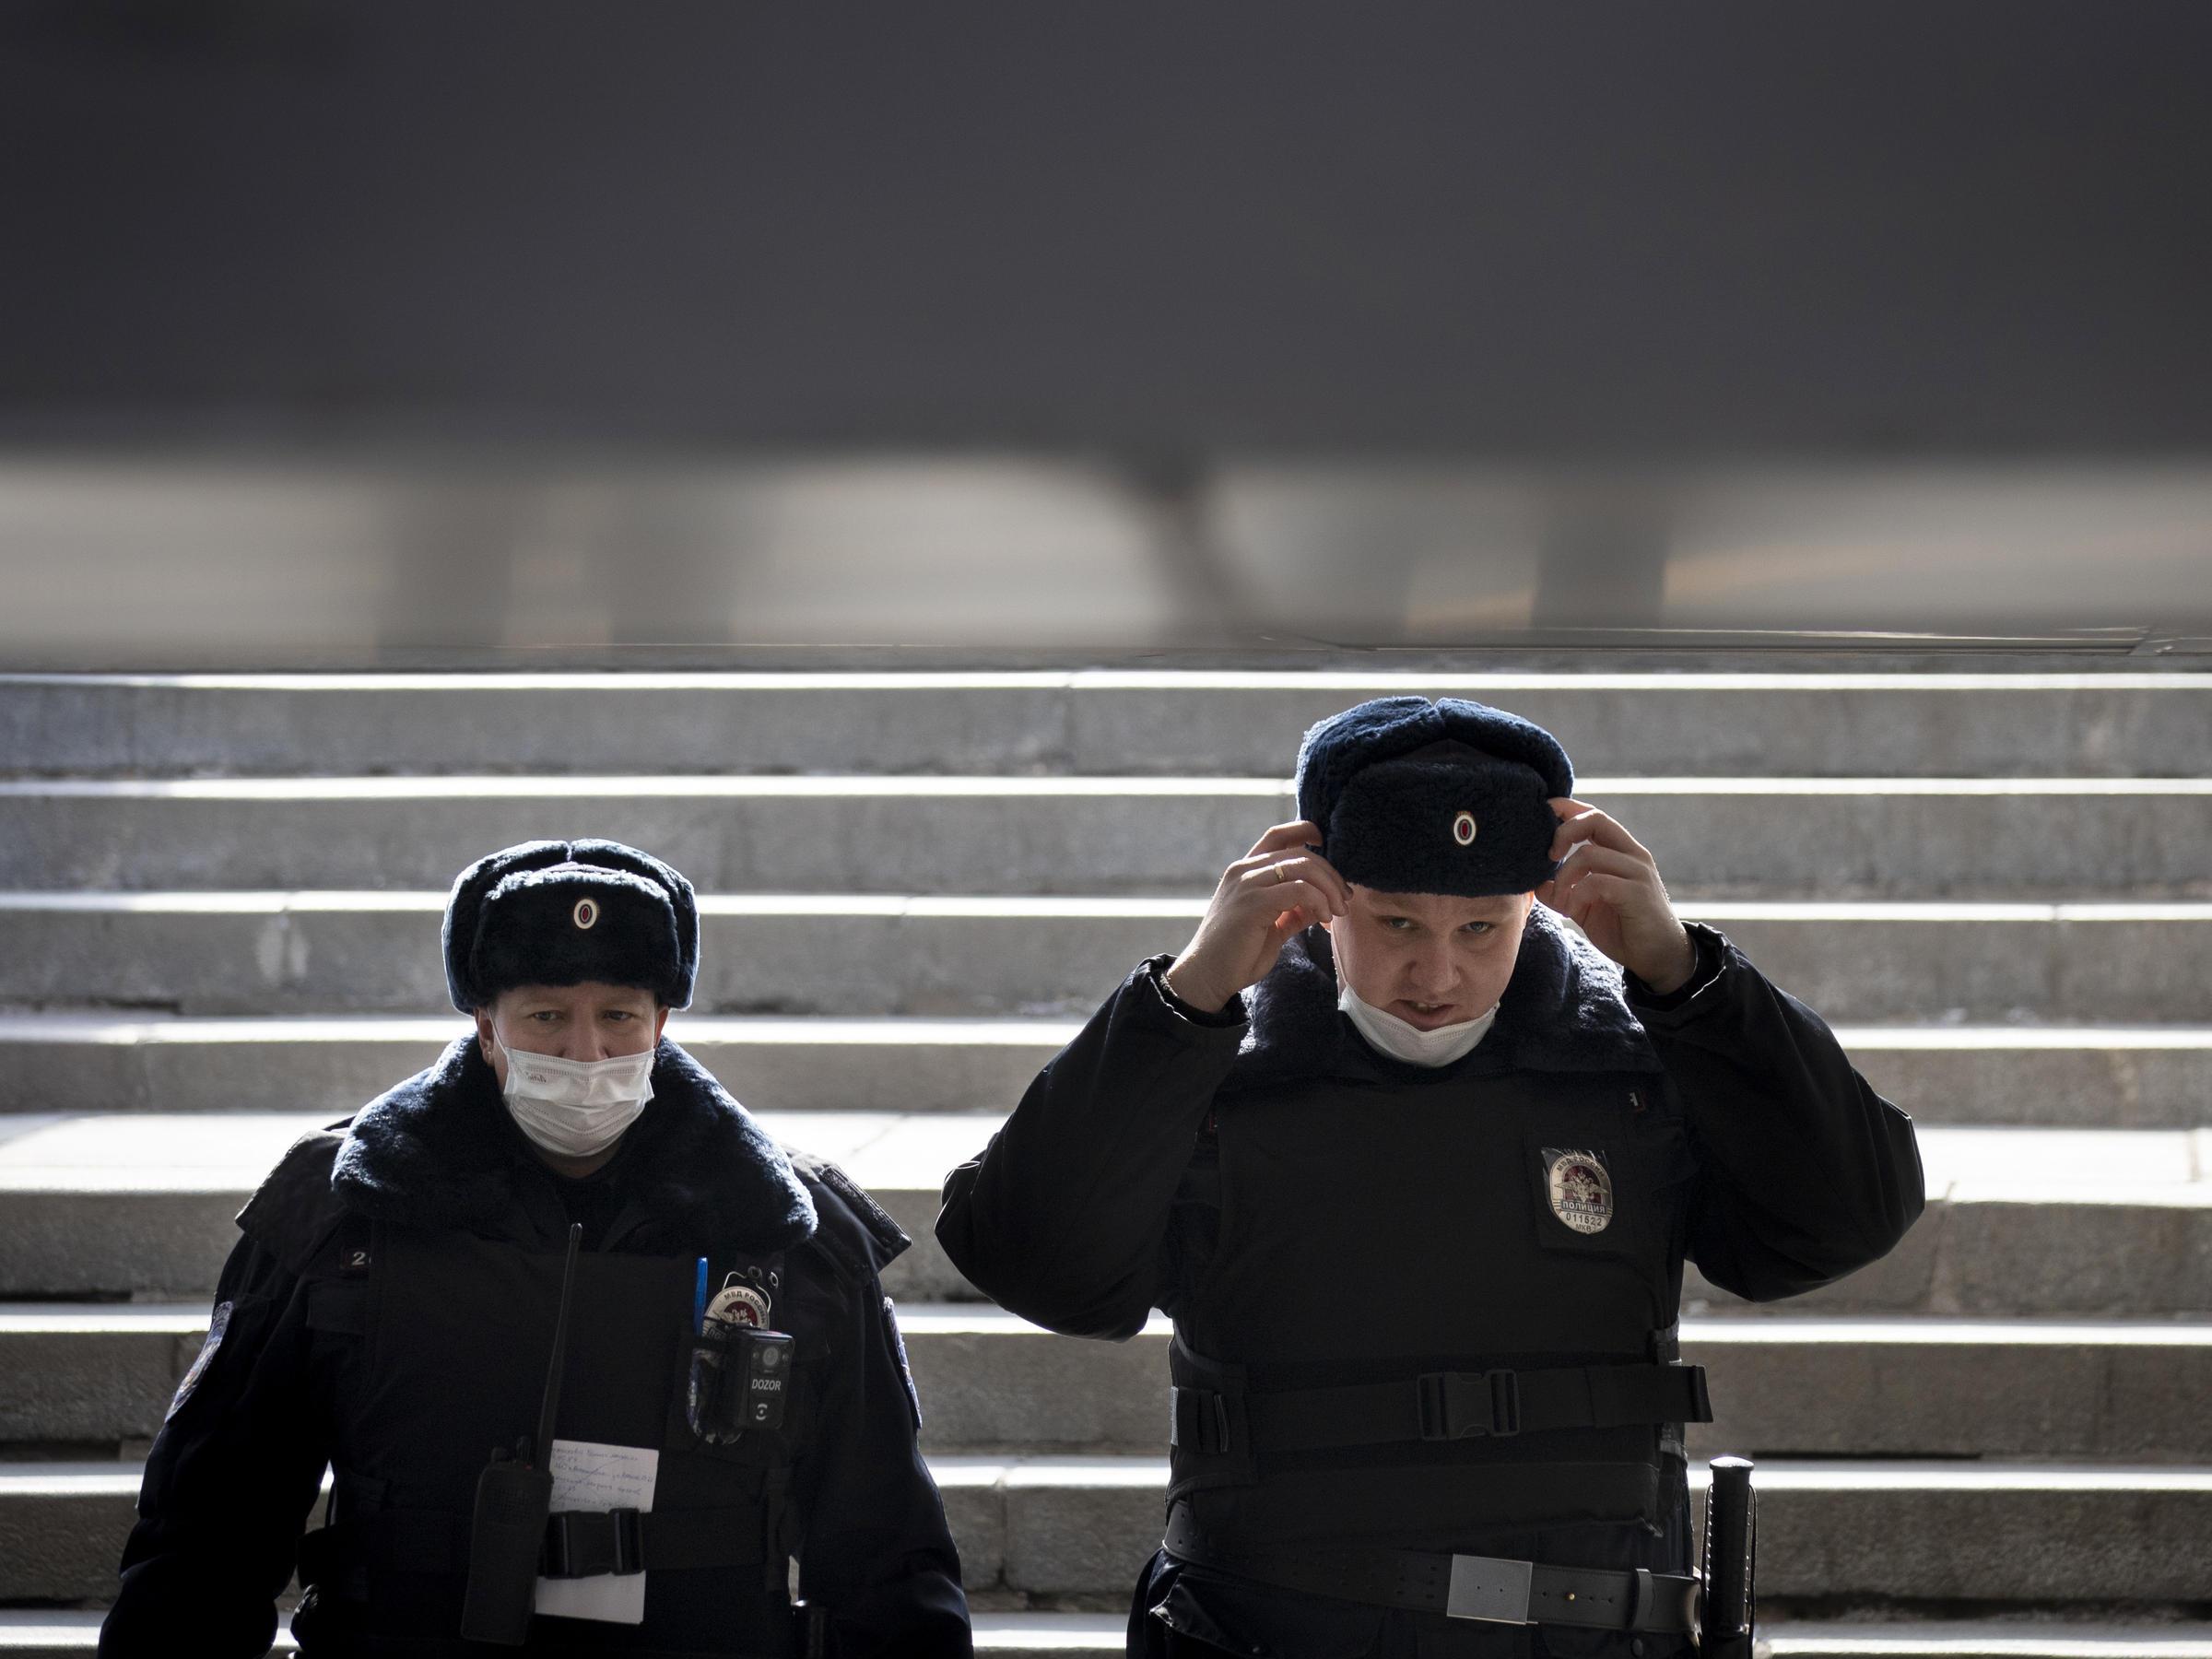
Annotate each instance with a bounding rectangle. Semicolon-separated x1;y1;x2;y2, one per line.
2;666;2209;1657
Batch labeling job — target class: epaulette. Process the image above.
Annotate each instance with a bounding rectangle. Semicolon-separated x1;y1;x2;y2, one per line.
785;1150;911;1283
235;1115;354;1276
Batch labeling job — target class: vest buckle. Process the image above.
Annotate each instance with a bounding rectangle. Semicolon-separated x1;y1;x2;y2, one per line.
542;1505;643;1579
1171;1384;1234;1455
1418;1370;1523;1441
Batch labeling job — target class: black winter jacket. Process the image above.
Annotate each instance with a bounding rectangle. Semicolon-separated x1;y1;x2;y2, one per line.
102;1036;971;1659
936;915;1923;1657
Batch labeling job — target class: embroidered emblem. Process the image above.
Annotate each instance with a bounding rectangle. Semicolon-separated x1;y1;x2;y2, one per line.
707;1278;772;1329
572;898;599;930
883;1295;923;1429
1452;810;1479;846
1544;1148;1614;1235
168;1300;234;1421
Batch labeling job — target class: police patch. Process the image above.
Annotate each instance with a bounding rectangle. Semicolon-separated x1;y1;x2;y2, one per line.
708;1281;771;1329
1544;1148;1614;1235
168;1300;234;1421
1452;809;1479;846
882;1295;922;1430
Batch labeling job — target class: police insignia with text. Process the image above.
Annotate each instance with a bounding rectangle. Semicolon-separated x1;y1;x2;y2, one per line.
1544;1148;1615;1235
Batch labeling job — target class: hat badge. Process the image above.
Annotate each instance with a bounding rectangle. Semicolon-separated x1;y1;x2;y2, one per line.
571;898;599;930
1452;810;1478;847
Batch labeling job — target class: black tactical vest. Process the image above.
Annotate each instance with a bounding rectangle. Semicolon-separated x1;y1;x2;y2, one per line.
1166;1053;1704;1554
291;1218;808;1656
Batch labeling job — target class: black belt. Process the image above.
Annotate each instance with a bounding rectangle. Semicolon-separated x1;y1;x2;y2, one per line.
302;1505;764;1581
1172;1360;1710;1455
1163;1505;1699;1634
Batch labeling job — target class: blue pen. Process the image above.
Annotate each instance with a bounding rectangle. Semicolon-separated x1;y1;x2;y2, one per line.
692;1256;710;1334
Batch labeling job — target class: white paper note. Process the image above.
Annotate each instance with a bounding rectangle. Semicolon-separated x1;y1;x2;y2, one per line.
533;1440;660;1625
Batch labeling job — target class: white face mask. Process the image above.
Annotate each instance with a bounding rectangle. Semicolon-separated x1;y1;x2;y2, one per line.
492;1035;656;1159
1337;983;1500;1068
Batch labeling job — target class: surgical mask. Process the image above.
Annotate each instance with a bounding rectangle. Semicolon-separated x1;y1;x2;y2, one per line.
492;1035;656;1159
1337;983;1500;1068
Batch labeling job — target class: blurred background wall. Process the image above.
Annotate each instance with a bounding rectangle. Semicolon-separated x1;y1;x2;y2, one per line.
3;1;2208;662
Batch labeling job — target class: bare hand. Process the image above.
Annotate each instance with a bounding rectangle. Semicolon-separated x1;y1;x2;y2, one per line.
1535;799;1697;994
1165;820;1350;1014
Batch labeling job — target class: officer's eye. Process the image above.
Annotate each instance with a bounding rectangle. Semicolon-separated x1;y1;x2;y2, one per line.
604;1009;635;1022
1462;921;1493;935
1381;915;1416;932
527;1010;562;1024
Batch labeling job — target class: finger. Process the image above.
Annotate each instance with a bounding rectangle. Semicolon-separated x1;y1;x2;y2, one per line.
1242;870;1341;925
1557;871;1643;926
1263;853;1351;913
1224;835;1322;878
1246;820;1324;859
1262;880;1335;933
1550;843;1653;896
1547;799;1654;865
1550;858;1657;924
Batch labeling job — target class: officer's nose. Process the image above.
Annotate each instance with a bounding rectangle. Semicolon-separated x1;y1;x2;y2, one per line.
1406;940;1459;997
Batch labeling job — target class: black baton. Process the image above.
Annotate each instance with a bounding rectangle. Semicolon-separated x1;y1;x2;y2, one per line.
462;1222;583;1645
1700;1453;1756;1659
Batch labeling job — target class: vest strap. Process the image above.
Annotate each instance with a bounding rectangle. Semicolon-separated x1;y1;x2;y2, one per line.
1173;1360;1711;1454
302;1505;767;1582
1163;1503;1700;1634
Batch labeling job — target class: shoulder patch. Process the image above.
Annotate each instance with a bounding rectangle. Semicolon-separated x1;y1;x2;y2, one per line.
787;1152;910;1279
882;1294;922;1430
167;1300;234;1421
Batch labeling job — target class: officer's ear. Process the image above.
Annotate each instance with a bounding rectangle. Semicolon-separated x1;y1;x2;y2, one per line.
653;1003;670;1043
473;1004;509;1086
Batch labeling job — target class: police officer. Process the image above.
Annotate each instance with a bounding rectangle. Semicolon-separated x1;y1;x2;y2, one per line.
102;839;972;1657
936;698;1924;1658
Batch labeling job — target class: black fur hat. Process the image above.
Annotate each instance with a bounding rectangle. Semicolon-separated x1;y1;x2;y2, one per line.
1294;696;1574;897
442;839;700;1012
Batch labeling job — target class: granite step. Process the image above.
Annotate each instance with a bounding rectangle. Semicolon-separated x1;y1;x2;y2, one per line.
6;670;2211;779
6;776;2212;898
7;1303;2209;1465
4;1459;2208;1606
7;893;2211;1028
1763;1628;2212;1658
4;1611;1133;1656
1;1013;2206;1128
0;1114;2206;1316
6;1614;2210;1659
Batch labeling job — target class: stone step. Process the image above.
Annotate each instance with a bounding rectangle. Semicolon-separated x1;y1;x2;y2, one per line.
7;670;2212;779
2;1014;2208;1129
0;1114;2206;1316
6;777;2212;898
1764;1630;2212;1658
6;1618;2210;1659
10;893;2212;1028
8;1302;2209;1465
0;1612;1135;1656
3;1459;2208;1606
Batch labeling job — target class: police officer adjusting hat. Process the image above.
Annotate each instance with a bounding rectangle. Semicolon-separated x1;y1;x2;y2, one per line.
442;838;700;1012
1296;696;1574;897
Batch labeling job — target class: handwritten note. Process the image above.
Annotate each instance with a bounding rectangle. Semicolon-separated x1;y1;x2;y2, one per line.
533;1440;659;1625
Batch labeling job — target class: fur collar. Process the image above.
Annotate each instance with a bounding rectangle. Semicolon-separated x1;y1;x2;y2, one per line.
331;1036;816;1251
1229;904;1662;1091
